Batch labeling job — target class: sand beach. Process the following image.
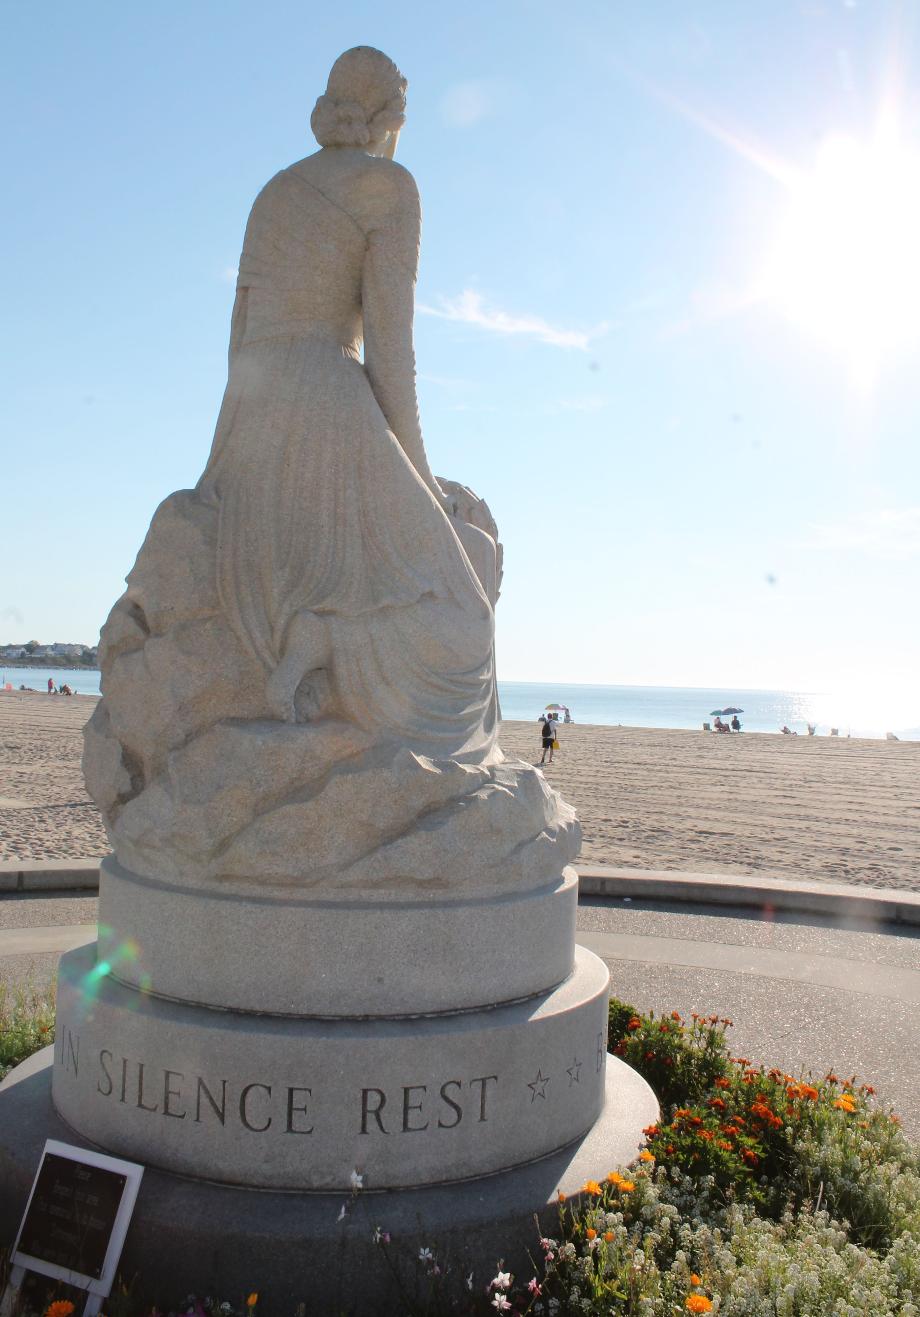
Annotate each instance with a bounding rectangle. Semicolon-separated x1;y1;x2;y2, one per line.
1;690;918;891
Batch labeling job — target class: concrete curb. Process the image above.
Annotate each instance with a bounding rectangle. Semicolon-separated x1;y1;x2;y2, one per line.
2;859;918;928
578;865;920;928
0;859;101;893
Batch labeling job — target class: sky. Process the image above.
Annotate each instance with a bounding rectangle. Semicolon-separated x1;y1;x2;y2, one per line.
2;0;919;705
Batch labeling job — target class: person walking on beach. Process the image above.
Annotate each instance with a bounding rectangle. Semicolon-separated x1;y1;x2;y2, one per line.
540;713;558;765
47;677;54;695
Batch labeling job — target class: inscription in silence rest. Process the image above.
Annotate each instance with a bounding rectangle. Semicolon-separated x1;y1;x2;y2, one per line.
58;1030;501;1135
16;1152;125;1281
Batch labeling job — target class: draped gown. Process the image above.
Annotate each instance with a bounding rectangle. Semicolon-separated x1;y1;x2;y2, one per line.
197;150;498;763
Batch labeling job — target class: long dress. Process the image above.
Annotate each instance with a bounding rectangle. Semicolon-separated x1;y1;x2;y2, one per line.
197;150;498;763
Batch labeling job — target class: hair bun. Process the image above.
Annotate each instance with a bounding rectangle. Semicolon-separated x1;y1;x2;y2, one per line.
310;94;372;147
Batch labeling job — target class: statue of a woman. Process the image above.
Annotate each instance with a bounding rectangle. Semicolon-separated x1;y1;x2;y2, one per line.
85;48;578;886
197;47;498;762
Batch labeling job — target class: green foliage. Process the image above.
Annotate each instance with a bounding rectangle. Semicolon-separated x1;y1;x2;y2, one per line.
0;978;55;1081
607;997;920;1251
608;997;732;1111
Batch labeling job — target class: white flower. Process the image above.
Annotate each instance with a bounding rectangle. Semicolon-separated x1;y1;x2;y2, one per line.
418;1246;434;1263
466;1273;474;1291
491;1298;512;1313
349;1169;364;1191
336;1202;346;1221
491;1269;512;1290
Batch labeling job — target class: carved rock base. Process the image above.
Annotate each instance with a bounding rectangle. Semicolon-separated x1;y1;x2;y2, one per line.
52;942;609;1190
1;1048;658;1310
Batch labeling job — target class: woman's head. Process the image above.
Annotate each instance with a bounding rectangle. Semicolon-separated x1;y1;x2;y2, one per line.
311;47;407;156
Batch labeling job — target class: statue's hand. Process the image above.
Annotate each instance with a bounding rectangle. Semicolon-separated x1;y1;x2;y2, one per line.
430;479;457;517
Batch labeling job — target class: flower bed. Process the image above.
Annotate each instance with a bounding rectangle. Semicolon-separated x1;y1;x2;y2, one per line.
3;998;918;1314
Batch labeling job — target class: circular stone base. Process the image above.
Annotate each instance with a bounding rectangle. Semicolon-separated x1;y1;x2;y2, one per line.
97;857;578;1016
0;1049;658;1312
52;943;609;1190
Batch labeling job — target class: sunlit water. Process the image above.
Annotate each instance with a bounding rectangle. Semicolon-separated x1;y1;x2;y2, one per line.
3;668;917;740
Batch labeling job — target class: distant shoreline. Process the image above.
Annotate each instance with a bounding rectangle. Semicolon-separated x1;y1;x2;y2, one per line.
0;658;97;670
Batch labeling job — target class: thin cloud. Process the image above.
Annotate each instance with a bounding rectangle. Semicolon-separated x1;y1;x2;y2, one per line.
440;81;493;127
417;290;606;350
806;507;920;560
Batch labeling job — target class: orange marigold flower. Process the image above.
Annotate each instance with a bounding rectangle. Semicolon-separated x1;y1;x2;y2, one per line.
586;1227;597;1239
557;1191;566;1203
741;1148;759;1166
674;1108;691;1119
617;1180;635;1192
714;1077;731;1089
603;1230;614;1242
834;1096;856;1112
686;1296;713;1313
825;1072;839;1084
46;1305;75;1317
665;1144;676;1155
627;1017;642;1031
607;1170;624;1184
583;1179;603;1195
690;1273;702;1285
639;1148;655;1162
698;1130;714;1141
708;1097;726;1110
800;1085;819;1101
643;1124;660;1138
671;1011;682;1021
718;1139;733;1151
246;1297;259;1310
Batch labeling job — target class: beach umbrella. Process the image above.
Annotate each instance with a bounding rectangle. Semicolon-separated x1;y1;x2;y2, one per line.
721;707;744;715
545;703;568;712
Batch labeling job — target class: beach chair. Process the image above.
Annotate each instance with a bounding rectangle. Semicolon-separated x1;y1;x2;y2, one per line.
702;722;711;732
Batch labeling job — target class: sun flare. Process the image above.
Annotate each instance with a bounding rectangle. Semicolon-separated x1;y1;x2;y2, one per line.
761;124;920;388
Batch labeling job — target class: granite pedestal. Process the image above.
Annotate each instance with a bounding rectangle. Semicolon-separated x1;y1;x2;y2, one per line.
1;1047;658;1311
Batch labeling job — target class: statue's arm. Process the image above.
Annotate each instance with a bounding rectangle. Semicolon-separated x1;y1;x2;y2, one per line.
361;164;442;500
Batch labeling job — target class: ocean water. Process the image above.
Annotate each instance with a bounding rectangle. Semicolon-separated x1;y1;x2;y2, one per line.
499;680;920;740
4;668;916;740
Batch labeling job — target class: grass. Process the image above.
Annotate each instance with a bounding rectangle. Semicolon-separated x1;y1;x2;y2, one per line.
0;977;55;1081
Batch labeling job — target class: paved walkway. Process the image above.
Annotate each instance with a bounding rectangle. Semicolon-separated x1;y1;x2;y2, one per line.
2;890;919;1135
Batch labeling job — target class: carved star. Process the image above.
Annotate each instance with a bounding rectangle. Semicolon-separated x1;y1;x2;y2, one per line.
527;1069;550;1102
566;1057;582;1086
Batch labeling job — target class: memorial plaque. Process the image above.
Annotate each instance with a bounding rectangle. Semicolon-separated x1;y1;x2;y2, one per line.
8;1139;143;1307
17;1151;126;1279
